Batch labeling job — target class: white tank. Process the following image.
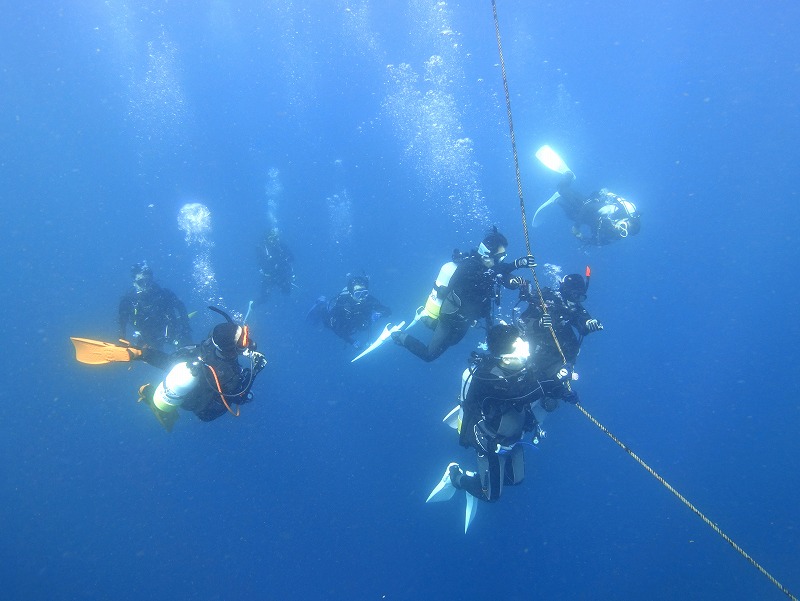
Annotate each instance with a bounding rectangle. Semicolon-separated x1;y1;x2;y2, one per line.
423;261;458;319
152;361;199;412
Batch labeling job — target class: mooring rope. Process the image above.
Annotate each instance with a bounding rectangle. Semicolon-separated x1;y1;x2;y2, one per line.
490;0;567;364
489;1;796;598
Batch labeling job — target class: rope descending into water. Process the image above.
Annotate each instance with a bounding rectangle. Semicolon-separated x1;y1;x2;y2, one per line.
576;402;797;600
489;1;796;598
490;0;567;363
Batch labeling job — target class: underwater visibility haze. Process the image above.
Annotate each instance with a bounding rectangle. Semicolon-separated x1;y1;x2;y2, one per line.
1;1;799;599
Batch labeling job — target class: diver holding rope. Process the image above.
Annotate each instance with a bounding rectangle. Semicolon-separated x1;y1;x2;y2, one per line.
518;269;603;383
392;227;535;362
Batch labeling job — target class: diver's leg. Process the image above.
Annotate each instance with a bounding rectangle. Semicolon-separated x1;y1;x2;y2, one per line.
396;316;469;362
421;318;468;361
457;452;502;502
397;319;449;362
556;182;583;222
505;444;525;486
396;331;432;360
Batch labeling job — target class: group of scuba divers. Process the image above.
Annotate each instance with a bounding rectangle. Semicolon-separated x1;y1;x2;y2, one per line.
70;167;640;531
71;227;295;431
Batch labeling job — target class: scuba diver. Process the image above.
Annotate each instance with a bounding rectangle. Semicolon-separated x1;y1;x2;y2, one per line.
136;307;268;431
257;228;295;299
306;274;391;349
556;171;641;246
392;227;536;362
71;307;268;432
118;261;192;350
518;271;603;383
426;324;577;527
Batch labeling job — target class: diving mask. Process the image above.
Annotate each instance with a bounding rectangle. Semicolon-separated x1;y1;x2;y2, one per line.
478;242;507;264
351;287;369;302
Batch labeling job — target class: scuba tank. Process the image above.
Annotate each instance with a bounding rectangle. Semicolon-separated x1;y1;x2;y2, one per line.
152;361;200;412
423;261;458;320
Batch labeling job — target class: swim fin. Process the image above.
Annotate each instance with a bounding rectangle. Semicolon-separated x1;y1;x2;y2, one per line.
464;492;478;533
530;191;560;226
404;306;427;330
535;145;572;174
443;405;462;431
70;337;143;365
426;462;460;503
351;321;406;363
138;384;178;432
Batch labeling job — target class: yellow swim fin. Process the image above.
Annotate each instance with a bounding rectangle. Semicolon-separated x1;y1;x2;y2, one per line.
70;337;143;365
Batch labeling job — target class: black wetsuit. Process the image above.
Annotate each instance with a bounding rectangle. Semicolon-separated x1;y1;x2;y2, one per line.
325;291;391;347
258;239;295;297
399;252;523;362
519;287;596;379
142;341;263;422
557;177;640;246
118;284;191;349
456;357;568;502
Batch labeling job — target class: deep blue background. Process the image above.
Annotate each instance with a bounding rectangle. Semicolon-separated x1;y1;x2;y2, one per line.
2;1;799;599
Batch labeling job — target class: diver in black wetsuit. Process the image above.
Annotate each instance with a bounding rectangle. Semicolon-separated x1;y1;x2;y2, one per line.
518;272;603;381
307;274;391;349
427;324;577;505
136;308;268;430
118;262;192;350
391;227;536;362
257;228;295;299
557;172;641;246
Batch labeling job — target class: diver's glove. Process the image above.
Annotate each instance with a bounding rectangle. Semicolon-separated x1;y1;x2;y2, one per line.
514;255;536;269
251;351;268;374
539;314;553;329
118;338;144;360
507;276;526;290
562;389;580;405
585;319;603;332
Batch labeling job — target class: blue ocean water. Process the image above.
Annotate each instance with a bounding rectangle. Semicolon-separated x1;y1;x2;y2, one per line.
2;1;799;599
